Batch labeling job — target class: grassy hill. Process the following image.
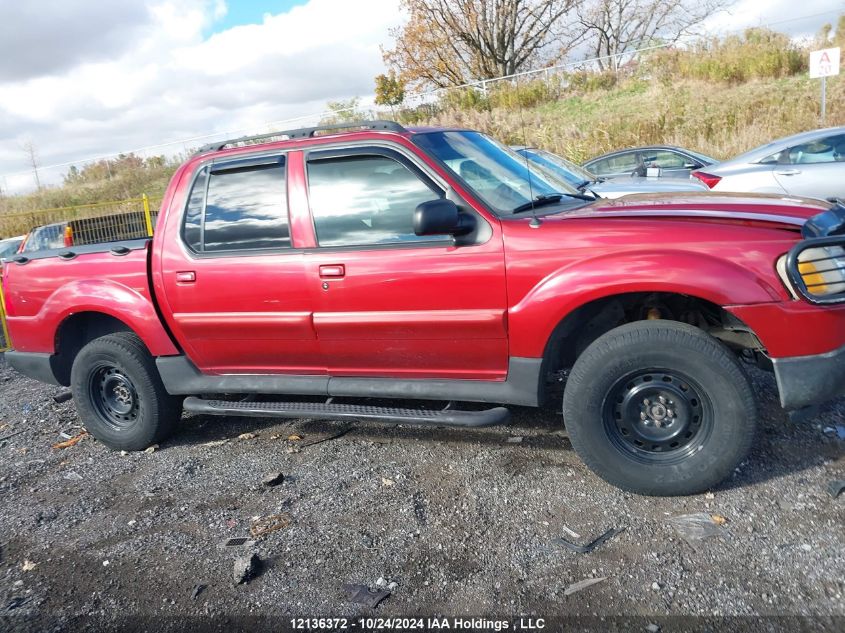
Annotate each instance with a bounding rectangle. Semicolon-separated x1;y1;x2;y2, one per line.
420;74;843;165
0;24;842;235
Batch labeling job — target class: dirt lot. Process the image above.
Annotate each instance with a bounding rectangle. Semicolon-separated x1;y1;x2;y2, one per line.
0;354;843;631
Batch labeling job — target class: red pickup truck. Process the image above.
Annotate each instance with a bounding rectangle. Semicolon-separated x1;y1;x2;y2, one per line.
4;121;845;496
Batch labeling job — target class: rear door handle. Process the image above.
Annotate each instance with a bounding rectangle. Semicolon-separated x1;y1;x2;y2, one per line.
319;264;345;279
775;169;801;176
176;271;196;283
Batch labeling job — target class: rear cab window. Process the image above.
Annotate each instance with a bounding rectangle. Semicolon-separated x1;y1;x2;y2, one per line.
182;156;290;253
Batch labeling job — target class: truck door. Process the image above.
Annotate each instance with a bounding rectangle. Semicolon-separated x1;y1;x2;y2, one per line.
299;146;508;380
156;154;322;375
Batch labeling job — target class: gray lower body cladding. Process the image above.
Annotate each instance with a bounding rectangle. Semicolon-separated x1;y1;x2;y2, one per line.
156;355;542;407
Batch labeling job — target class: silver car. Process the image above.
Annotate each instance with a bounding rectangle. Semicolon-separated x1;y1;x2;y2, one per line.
514;147;707;199
692;127;845;200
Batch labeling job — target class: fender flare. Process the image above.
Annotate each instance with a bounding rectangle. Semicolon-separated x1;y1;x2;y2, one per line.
507;249;782;358
39;279;178;356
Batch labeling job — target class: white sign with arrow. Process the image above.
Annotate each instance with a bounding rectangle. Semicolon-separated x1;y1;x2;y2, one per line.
810;47;840;125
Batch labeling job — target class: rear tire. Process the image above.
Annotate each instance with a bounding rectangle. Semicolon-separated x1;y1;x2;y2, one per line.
70;332;182;451
562;320;756;496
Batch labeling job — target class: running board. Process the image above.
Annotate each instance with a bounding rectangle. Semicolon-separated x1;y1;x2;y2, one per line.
182;397;510;427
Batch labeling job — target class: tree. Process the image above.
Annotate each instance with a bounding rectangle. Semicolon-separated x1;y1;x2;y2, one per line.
22;140;41;190
319;97;367;125
383;0;581;89
374;73;406;115
576;0;733;71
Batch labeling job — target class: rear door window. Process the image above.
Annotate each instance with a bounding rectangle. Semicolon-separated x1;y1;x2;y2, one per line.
182;157;290;253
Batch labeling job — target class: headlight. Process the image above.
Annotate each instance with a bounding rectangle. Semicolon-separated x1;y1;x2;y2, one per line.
779;244;845;301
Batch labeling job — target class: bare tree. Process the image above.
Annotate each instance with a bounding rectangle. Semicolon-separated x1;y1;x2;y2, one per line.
383;0;582;89
22;140;42;190
577;0;733;71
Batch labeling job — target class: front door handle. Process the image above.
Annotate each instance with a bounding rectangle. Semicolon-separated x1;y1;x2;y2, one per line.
319;264;345;279
176;271;196;283
775;169;802;176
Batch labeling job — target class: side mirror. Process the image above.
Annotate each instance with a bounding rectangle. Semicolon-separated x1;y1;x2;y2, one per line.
414;199;469;236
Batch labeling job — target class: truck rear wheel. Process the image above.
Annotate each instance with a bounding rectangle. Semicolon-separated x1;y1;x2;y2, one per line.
70;332;182;451
562;320;756;496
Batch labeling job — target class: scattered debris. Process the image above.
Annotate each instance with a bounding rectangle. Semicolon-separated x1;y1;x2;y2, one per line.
21;559;36;572
388;581;398;591
506;436;523;443
52;431;87;450
344;583;391;608
200;439;227;448
52;391;73;404
300;426;354;448
63;471;83;481
0;429;26;443
704;492;715;500
222;537;256;548
127;520;137;527
651;581;662;591
561;526;581;540
381;477;395;487
553;526;625;553
800;543;812;552
238;432;258;440
120;450;129;456
143;444;159;454
828;480;845;499
233;552;260;585
250;513;291;538
191;584;207;600
261;471;285;487
563;576;606;596
667;513;727;548
102;560;110;567
5;597;32;612
646;624;661;632
287;434;302;441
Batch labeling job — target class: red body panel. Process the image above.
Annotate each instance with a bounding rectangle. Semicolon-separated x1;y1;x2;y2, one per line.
2;245;178;356
4;128;845;389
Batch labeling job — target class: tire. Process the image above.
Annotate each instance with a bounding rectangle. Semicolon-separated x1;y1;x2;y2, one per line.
562;320;756;496
70;332;182;451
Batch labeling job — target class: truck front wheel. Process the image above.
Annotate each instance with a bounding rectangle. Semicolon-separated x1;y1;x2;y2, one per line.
562;320;756;496
70;332;182;451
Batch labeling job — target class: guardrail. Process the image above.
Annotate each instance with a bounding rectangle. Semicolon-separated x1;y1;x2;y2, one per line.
0;194;162;352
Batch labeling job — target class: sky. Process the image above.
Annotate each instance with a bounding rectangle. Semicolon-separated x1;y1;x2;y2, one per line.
0;0;842;193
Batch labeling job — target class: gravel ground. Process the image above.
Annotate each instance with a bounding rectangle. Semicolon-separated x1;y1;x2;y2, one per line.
0;353;843;631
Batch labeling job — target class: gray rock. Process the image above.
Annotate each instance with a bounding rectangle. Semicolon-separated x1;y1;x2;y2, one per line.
233;552;260;585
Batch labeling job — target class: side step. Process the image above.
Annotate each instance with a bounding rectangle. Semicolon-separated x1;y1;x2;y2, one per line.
182;397;510;427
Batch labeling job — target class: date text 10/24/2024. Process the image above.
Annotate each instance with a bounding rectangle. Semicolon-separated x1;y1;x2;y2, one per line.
290;618;547;631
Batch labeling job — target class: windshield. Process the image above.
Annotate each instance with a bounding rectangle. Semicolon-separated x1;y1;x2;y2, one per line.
413;131;582;215
516;148;596;187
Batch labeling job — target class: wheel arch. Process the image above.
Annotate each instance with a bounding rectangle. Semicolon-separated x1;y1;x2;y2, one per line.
539;291;765;391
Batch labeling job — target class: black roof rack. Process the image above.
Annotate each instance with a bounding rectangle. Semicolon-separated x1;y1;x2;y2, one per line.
195;120;408;154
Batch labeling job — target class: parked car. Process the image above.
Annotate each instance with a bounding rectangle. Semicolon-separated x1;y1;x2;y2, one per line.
4;120;845;497
19;222;69;253
19;211;151;253
584;145;717;179
691;127;845;200
514;147;708;198
0;235;24;260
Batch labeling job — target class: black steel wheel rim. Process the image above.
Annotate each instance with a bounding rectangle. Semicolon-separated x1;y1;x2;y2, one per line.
602;369;713;464
89;364;140;430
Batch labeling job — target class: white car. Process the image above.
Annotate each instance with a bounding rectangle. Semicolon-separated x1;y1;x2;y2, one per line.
692;127;845;200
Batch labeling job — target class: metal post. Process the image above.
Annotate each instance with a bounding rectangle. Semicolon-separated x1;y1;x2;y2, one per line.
0;277;12;352
821;76;826;126
142;193;154;236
